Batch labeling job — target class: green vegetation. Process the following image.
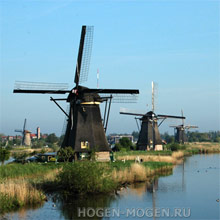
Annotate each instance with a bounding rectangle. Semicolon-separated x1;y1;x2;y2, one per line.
112;137;135;151
0;163;58;180
0;147;10;165
115;150;172;157
58;162;116;194
160;131;220;143
0;193;20;214
164;143;187;151
57;146;75;162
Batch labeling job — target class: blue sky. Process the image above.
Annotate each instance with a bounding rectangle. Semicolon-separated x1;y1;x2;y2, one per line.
1;0;219;136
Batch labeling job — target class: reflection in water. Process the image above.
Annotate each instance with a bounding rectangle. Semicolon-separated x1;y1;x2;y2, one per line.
55;193;116;220
128;182;150;198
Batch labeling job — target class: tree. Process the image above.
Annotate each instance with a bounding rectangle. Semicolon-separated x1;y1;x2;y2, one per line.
58;147;75;162
161;132;174;144
59;135;65;146
119;137;133;150
12;152;28;161
46;133;58;144
0;147;10;165
112;137;133;152
112;143;122;152
132;131;139;141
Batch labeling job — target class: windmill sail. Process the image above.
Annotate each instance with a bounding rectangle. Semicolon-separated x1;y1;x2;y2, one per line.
14;81;69;94
74;26;94;86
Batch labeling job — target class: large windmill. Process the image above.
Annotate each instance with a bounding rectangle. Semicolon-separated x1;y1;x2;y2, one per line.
170;110;198;144
13;26;139;159
120;82;185;150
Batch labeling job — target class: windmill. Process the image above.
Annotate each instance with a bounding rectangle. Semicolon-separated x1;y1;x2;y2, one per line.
13;25;139;160
14;118;27;145
170;110;198;144
120;82;185;151
14;118;32;146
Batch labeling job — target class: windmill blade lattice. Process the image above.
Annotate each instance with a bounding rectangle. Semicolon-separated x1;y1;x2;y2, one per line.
14;81;69;94
75;26;94;85
100;93;138;103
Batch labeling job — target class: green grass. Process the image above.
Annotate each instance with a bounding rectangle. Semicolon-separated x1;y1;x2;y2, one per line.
0;163;60;180
0;193;20;214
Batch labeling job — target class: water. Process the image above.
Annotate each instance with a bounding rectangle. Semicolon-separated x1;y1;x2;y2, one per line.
0;157;14;166
3;154;220;220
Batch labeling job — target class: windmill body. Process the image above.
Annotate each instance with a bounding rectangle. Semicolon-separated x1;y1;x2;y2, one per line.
24;130;31;146
14;26;139;159
137;111;162;150
62;86;109;152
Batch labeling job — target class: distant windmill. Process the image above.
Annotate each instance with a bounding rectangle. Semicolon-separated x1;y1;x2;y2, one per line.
120;82;185;150
14;118;26;145
13;26;139;160
14;118;31;146
170;110;198;144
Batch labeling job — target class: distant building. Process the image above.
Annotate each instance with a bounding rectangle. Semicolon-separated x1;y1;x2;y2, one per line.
109;135;133;145
1;136;8;141
8;136;14;141
37;127;40;139
30;133;37;139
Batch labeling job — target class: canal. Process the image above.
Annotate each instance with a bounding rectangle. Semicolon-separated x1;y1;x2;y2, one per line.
4;154;220;219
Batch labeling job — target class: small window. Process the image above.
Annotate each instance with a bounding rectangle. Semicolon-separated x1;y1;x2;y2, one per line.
81;141;90;149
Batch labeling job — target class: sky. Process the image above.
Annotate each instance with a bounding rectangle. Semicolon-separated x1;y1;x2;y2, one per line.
0;0;219;136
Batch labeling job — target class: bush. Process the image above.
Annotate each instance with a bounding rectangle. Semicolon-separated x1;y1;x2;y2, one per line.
0;193;20;214
0;147;10;165
58;146;75;162
166;143;186;151
58;162;117;194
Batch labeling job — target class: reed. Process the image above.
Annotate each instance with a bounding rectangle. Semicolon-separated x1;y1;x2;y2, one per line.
0;164;60;214
115;150;172;157
117;153;183;164
112;162;172;184
0;178;46;214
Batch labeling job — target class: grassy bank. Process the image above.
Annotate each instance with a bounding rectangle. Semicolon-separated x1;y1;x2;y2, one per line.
185;142;220;154
0;160;173;214
115;150;172;157
57;161;173;195
0;163;60;214
0;163;59;180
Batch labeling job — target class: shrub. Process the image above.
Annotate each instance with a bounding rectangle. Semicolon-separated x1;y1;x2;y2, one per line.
0;193;20;214
58;162;117;194
0;147;10;165
166;143;186;151
58;146;75;162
